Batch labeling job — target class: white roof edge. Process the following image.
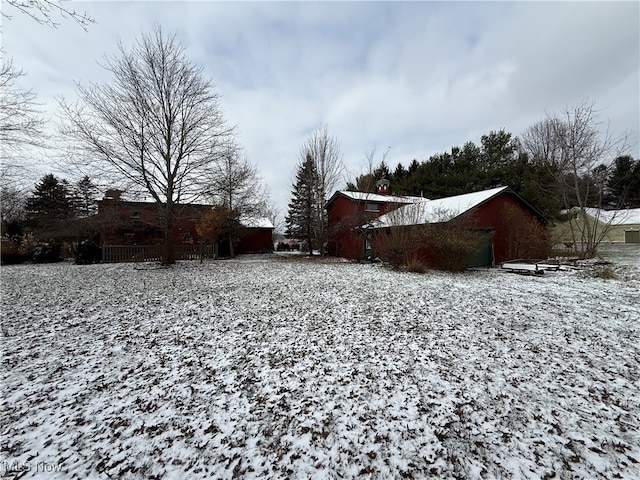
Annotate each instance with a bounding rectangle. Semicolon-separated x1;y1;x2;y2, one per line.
240;216;274;229
335;190;428;203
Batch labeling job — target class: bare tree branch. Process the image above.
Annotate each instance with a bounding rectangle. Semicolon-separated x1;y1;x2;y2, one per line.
299;125;344;255
3;0;95;31
0;58;46;156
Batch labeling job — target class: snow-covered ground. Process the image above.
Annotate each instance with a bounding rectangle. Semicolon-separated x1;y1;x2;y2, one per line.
1;253;639;479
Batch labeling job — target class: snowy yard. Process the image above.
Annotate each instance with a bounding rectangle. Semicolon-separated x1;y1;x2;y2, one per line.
1;253;639;479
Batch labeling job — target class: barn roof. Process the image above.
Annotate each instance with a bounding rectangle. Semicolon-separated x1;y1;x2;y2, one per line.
327;190;426;206
582;208;640;226
241;217;274;229
371;186;517;228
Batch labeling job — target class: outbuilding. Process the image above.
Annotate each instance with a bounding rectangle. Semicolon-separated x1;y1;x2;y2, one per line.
327;184;549;267
553;207;640;244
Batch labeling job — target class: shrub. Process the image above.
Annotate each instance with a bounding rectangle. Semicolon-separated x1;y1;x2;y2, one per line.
495;203;550;260
1;236;24;264
76;239;102;264
587;265;617;280
371;226;419;270
417;213;486;272
32;243;62;263
1;233;38;264
404;254;428;273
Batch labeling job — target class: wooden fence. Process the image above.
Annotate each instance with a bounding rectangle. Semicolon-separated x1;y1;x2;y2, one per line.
102;244;217;263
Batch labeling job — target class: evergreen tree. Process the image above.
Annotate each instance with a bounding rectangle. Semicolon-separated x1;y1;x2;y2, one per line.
346;173;376;193
25;174;76;239
372;160;391;181
74;176;99;217
285;154;319;255
607;156;640;208
392;162;407;183
479;130;524;189
25;174;74;221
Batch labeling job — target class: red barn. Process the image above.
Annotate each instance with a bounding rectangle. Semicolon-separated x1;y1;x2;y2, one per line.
327;185;548;266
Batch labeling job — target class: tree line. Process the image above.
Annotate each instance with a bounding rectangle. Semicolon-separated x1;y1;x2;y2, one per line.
3;8;637;264
348;131;638;222
346;103;638;225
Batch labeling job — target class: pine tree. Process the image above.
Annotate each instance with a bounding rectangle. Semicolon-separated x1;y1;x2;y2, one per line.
74;176;99;217
25;174;74;220
607;156;640;208
285;154;319;255
25;174;76;239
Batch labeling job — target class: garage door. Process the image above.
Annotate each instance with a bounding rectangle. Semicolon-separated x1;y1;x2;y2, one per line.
469;229;494;267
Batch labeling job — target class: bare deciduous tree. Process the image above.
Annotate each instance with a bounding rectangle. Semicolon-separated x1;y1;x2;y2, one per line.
0;184;26;226
204;144;269;257
0;59;46;228
521;99;628;258
0;58;45;156
262;201;283;236
3;0;94;30
300;125;343;255
346;144;391;192
59;27;235;265
206;145;268;215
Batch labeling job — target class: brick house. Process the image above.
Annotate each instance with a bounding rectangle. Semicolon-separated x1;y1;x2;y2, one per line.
96;191;273;255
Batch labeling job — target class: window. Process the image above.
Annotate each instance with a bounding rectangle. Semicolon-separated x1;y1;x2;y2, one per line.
130;210;140;219
365;202;380;212
625;230;640;244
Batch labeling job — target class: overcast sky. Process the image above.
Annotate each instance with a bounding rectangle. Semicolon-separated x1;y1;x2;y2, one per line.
3;1;639;216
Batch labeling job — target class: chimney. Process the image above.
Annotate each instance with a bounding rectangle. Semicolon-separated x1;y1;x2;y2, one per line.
104;189;123;200
375;179;390;196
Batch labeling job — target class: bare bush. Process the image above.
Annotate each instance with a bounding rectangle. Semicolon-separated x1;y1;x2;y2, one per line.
495;203;550;260
371;203;425;269
404;253;429;273
371;225;419;270
417;210;486;272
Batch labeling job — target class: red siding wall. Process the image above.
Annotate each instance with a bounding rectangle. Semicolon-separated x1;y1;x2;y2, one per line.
467;193;547;264
97;200;273;255
97;200;206;246
327;194;407;259
238;229;273;254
